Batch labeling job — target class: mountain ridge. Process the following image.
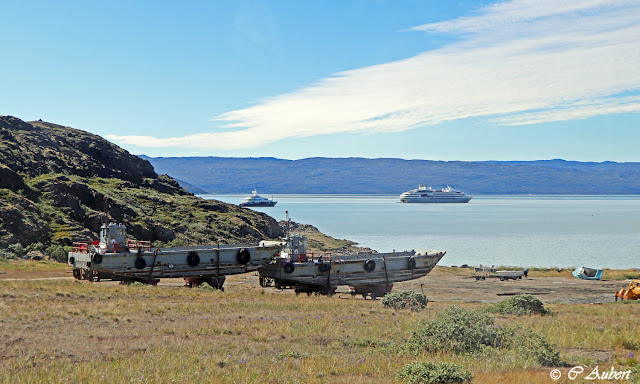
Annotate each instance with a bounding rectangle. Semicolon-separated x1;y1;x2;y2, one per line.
142;156;640;195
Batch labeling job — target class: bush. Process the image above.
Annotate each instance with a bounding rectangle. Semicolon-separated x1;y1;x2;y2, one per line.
396;361;473;384
488;294;548;315
382;291;429;311
197;282;219;292
0;248;15;261
407;306;504;354
26;242;46;252
407;305;563;366
7;243;26;258
512;330;562;366
46;245;70;263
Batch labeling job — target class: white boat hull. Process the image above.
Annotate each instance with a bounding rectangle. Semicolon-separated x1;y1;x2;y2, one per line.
258;250;444;294
69;243;283;282
400;196;472;203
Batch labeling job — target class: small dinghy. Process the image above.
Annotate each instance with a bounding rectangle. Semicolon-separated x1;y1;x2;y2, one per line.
572;267;603;280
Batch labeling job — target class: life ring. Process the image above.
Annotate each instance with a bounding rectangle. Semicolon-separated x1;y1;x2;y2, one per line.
318;263;331;273
364;259;376;272
93;253;103;264
408;257;416;270
187;251;200;267
135;257;146;269
284;262;295;274
237;248;251;265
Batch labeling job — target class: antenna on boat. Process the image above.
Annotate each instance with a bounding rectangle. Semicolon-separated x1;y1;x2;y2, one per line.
285;211;290;238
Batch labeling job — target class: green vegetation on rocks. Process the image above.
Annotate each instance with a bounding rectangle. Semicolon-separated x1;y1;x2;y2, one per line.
0;116;283;252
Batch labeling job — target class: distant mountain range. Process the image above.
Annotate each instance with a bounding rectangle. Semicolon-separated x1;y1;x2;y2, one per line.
142;156;640;195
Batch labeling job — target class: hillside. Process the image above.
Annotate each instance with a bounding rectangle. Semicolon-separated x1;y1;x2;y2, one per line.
0;116;283;249
144;156;640;195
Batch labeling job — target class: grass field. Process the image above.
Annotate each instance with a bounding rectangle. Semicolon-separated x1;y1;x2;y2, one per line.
1;261;639;383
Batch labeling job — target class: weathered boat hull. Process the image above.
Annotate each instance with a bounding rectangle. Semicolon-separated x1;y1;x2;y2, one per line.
69;242;283;284
258;250;445;296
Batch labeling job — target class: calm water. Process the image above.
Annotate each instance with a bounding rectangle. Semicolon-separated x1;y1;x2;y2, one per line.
201;194;640;269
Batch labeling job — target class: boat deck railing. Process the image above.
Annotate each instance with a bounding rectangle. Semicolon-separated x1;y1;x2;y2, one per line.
72;241;98;253
127;240;152;251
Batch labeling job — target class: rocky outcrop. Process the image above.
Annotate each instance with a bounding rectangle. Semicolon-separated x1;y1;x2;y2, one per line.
0;116;156;182
0;191;51;247
0;116;284;248
0;165;23;190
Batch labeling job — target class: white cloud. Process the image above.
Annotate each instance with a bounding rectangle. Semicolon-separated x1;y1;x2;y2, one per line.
110;0;640;150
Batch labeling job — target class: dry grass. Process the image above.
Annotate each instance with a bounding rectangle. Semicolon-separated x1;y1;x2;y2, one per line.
0;259;67;272
1;262;639;383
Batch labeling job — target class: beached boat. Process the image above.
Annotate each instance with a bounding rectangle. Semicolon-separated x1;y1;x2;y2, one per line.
258;234;445;298
474;265;528;281
572;267;603;280
68;222;284;288
400;185;471;203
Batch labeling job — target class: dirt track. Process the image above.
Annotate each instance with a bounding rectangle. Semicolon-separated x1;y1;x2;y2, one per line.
0;267;628;304
395;269;624;304
222;268;626;304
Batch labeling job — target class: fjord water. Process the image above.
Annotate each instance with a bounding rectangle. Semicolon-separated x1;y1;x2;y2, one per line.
202;194;640;269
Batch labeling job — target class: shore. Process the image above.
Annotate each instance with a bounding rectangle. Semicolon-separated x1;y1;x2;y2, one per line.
1;260;636;304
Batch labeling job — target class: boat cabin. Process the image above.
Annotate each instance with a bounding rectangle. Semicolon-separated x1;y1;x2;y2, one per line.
98;223;127;253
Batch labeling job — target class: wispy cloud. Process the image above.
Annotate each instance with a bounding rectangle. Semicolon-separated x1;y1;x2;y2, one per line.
108;0;640;150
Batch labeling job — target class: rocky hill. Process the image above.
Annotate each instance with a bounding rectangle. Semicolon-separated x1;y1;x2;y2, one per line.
145;156;640;195
0;116;283;249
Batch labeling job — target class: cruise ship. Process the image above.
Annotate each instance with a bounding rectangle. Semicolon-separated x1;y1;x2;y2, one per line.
239;190;277;207
399;185;471;203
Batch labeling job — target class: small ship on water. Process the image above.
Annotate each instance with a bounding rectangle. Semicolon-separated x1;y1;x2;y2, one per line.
400;185;471;203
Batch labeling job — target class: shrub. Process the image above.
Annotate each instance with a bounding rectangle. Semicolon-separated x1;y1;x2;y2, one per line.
169;238;185;247
0;248;15;261
407;306;504;354
513;330;562;366
7;243;26;258
26;242;46;252
197;282;219;292
382;291;429;311
407;305;563;366
488;294;548;315
46;245;70;263
396;361;473;384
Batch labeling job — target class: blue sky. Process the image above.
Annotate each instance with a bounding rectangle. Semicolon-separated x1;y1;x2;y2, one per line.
2;0;639;161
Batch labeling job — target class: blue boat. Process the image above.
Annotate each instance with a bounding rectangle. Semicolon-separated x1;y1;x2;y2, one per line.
572;267;603;280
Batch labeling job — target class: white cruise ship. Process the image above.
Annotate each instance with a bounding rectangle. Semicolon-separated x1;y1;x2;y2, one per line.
239;190;277;207
400;185;471;203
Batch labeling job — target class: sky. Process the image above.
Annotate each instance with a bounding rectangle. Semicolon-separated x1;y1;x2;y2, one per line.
2;0;640;162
